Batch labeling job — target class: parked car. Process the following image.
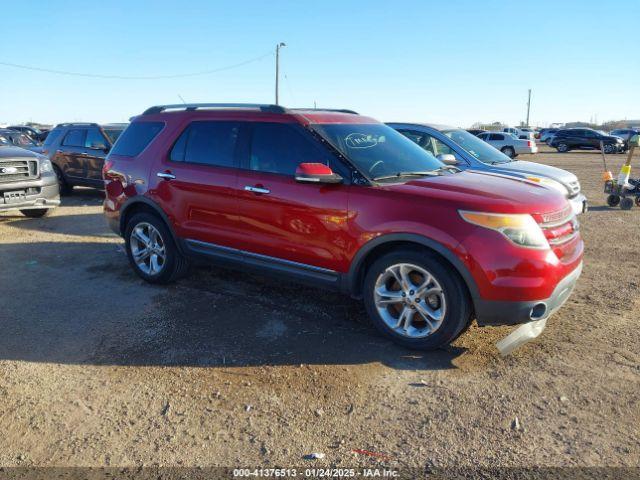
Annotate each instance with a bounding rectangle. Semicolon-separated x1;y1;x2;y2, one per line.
7;125;47;143
0;144;60;217
466;129;487;136
40;122;126;194
0;128;42;152
539;128;559;144
550;128;624;153
476;131;538;158
389;123;588;215
104;103;583;350
610;128;640;150
516;127;536;140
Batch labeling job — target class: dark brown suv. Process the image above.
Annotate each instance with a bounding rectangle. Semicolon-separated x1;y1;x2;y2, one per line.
41;123;126;194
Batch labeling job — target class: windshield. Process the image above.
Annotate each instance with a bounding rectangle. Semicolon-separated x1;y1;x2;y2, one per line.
441;128;513;164
14;134;36;146
104;128;124;143
312;123;444;180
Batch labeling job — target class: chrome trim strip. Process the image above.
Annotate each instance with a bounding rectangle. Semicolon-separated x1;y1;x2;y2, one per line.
185;239;337;275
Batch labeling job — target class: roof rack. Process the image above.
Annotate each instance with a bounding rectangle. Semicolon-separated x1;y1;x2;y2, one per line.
142;103;286;115
55;122;100;127
291;108;359;115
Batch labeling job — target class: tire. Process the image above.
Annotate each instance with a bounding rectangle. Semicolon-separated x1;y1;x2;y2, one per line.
20;208;53;218
620;197;634;210
53;165;73;195
363;249;472;350
607;194;621;207
636;196;640;207
124;212;190;284
501;146;516;158
603;144;614;154
556;143;569;153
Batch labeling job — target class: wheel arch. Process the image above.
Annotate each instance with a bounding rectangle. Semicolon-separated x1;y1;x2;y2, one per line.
119;197;184;254
345;233;480;303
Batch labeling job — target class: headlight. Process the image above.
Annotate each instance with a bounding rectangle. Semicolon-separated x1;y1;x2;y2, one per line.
524;176;568;195
39;157;53;173
460;211;549;249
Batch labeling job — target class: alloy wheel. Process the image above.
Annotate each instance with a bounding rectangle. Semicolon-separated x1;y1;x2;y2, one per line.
373;263;446;338
129;222;166;275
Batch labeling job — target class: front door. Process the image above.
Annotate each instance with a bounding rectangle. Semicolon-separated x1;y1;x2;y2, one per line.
235;122;349;272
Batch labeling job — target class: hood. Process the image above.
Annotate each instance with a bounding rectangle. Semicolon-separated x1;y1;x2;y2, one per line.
486;160;578;187
0;145;40;159
384;170;568;216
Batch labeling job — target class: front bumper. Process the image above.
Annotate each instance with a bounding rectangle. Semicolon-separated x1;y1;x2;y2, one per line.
569;193;588;215
0;175;60;211
474;261;582;326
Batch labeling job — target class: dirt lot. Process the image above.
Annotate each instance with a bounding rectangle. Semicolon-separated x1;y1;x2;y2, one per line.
1;146;639;474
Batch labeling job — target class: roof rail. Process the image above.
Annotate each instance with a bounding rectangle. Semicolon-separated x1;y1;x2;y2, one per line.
55;122;100;128
291;108;359;115
142;103;286;115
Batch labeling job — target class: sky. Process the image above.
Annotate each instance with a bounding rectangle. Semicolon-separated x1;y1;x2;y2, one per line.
1;0;639;127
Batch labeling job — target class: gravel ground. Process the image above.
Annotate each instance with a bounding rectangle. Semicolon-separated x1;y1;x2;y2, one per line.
0;146;639;475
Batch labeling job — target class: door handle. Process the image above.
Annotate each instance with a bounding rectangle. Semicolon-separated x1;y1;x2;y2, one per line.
157;172;176;180
244;185;270;194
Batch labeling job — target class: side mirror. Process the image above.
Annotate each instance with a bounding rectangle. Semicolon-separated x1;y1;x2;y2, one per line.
437;154;458;165
295;163;343;184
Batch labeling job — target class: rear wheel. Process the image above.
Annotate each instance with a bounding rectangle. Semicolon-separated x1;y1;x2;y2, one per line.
620;197;634;210
501;146;516;158
556;143;569;153
20;208;52;218
53;165;73;195
124;212;190;284
363;249;472;350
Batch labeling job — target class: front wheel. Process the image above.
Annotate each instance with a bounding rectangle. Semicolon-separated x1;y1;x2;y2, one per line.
20;208;53;218
607;194;621;207
603;144;615;154
124;212;190;284
363;249;472;350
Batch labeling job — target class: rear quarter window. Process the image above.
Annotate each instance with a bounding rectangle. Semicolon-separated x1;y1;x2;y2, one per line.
110;122;164;157
43;128;64;146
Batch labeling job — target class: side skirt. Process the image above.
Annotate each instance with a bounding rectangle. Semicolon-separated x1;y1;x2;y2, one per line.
182;239;344;291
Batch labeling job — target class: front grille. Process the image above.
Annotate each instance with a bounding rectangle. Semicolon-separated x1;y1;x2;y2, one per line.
539;208;579;247
0;159;38;183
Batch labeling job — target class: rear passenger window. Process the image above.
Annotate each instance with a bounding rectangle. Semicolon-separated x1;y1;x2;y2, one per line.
489;134;503;141
111;122;164;157
170;121;239;167
249;123;327;176
62;129;86;147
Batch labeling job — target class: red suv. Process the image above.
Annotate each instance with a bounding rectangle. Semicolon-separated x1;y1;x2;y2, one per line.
104;104;583;350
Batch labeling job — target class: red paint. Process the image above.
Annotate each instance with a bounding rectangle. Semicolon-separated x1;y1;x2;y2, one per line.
104;107;583;306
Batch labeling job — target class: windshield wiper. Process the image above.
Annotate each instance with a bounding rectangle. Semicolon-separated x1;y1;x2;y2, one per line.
372;171;440;182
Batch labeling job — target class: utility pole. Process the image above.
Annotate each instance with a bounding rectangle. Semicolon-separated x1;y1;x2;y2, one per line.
275;42;286;105
525;89;532;127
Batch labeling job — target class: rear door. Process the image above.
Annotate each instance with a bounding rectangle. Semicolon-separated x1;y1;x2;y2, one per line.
150;120;243;248
83;127;110;182
57;128;87;180
235;122;349;272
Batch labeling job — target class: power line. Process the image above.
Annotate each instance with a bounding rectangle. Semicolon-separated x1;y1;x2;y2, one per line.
0;51;274;80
